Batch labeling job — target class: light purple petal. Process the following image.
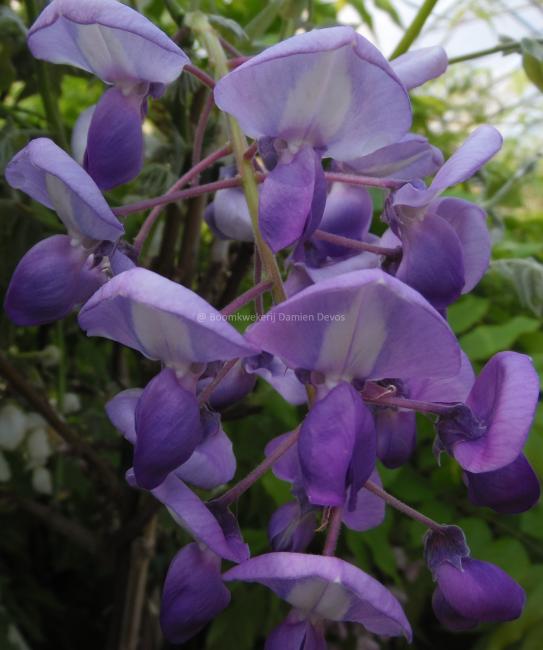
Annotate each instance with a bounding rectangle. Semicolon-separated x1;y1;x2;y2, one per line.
299;383;372;507
71;104;95;164
105;388;143;444
5;138;123;242
409;350;475;403
205;361;256;409
265;619;326;650
78;268;258;366
246;354;307;405
109;248;137;275
160;543;230;644
204;187;254;242
454;352;539;472
396;212;465;309
433;197;490;293
266;432;303;486
28;0;189;84
436;558;525;625
391;46;448;90
152;474;249;563
215;26;411;159
465;454;540;514
4;235;90;326
246;269;461;384
344;133;443;182
84;87;144;190
342;469;385;532
134;368;202;489
175;422;236;490
224;552;412;639
260;147;326;253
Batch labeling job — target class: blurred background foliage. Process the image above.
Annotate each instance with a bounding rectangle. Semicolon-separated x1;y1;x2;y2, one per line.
0;0;542;649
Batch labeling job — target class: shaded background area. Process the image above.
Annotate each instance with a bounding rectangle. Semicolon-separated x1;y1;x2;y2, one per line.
0;0;542;648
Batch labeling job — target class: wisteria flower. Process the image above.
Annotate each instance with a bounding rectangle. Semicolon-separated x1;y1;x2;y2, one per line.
28;0;189;189
437;351;539;473
224;552;412;642
78;267;258;489
425;526;525;630
384;125;502;309
4;138;123;325
215;26;412;252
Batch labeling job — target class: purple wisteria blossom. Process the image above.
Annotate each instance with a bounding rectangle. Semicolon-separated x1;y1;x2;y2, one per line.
4;138;123;325
384;125;502;309
78;267;258;489
437;351;539;473
224;552;412;643
28;0;189;189
215;27;412;252
425;526;526;630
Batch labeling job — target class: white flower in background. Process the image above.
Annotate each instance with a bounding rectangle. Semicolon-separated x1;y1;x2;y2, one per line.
0;404;27;451
32;467;53;495
62;392;82;414
25;412;47;431
40;344;61;367
0;451;11;482
26;427;52;468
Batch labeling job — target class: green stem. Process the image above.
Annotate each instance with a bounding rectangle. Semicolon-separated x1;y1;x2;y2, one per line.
25;0;68;149
390;0;440;59
189;12;286;303
448;39;542;65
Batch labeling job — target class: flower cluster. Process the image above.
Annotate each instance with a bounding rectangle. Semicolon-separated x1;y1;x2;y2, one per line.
4;1;540;647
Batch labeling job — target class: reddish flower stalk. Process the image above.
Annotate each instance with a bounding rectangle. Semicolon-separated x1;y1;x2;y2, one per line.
324;171;403;190
220;279;273;317
312;230;402;257
185;63;216;89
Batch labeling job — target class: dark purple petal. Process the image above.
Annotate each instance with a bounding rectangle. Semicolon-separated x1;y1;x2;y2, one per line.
133;368;202;490
152;474;249;563
223;552;412;639
246;269;461;384
78;268;258;366
375;409;416;468
84;87;144;190
204;361;256;409
396;213;465;309
342;469;385;532
344;133;443;182
266;432;303;486
299;383;374;507
454;352;539;472
5;138;123;242
391;47;448;90
432;587;478;631
424;525;470;574
436;558;525;625
28;0;189;84
160;543;230;644
433;197;490;293
4;235;91;325
269;501;317;552
105;388;143;444
465;454;540;514
215;26;411;159
259;147;326;252
265;619;326;650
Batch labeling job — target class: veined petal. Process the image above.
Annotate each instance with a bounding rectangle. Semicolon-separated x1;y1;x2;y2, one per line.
215;26;411;159
465;454;540;514
134;368;202;490
224;552;411;639
28;0;189;84
152;474;249;563
260;147;326;252
391;46;448;90
268;501;317;553
78;268;258;366
375;409;416;469
84;87;144;190
454;352;539;472
246;269;460;384
4;235;90;325
160;543;230;644
344;133;443;182
409;350;475;403
5;138;123;242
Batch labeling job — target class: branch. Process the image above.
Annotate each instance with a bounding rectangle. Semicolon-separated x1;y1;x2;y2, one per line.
390;0;441;59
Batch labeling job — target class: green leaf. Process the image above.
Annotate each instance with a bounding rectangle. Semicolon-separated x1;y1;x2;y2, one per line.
521;39;543;92
349;0;374;29
459;315;540;361
489;259;543;318
209;14;249;41
480;538;530;581
245;0;285;39
447;295;490;334
261;471;292;506
373;0;402;27
456;517;492;557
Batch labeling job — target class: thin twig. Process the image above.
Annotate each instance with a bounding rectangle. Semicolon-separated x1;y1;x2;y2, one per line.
185;63;216;89
220;279;273;317
312;230;402;257
390;0;441;59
